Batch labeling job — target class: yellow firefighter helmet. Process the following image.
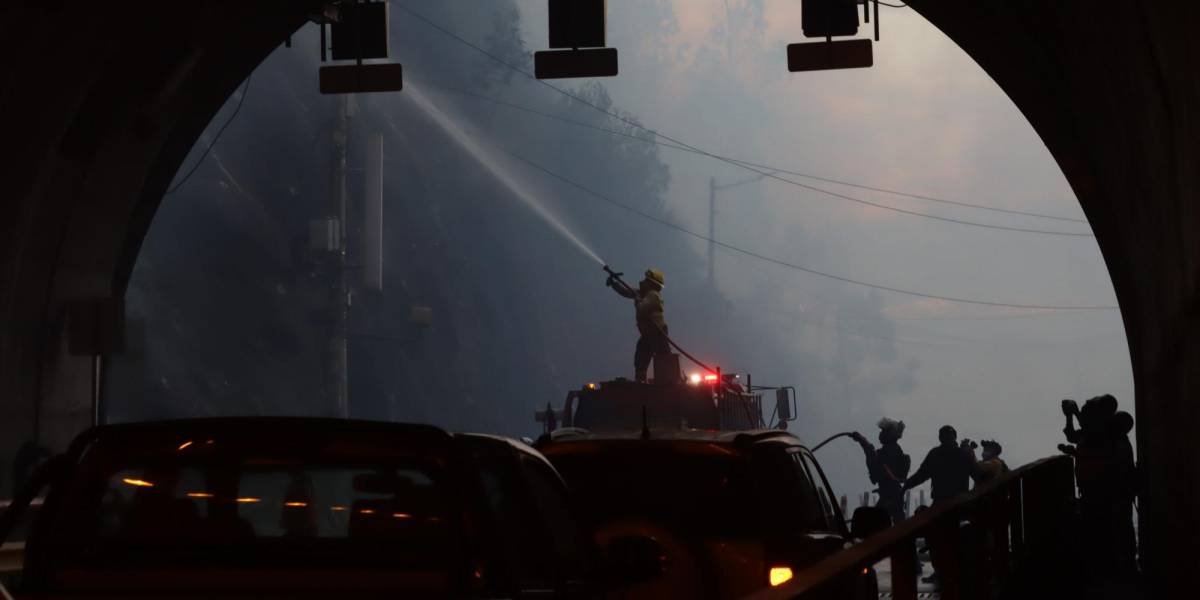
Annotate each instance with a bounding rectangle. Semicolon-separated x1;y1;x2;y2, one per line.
644;268;665;288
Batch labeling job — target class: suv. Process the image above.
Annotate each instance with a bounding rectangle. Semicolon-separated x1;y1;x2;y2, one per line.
537;429;878;599
0;418;596;599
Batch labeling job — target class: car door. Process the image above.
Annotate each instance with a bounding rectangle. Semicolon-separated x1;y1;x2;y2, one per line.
752;443;842;569
796;449;849;541
797;449;877;600
467;439;591;599
516;452;595;598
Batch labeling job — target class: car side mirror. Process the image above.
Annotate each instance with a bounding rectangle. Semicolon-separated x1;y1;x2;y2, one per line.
605;535;666;584
775;389;792;421
850;506;892;540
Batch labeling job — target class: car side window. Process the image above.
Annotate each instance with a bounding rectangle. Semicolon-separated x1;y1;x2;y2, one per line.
754;445;826;532
797;451;840;532
472;447;558;591
519;455;588;581
786;452;831;531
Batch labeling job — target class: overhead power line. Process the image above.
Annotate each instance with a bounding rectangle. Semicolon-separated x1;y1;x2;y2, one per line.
721;157;1086;223
396;4;1092;237
166;72;254;195
891;311;1098;321
423;80;1087;225
497;146;1117;311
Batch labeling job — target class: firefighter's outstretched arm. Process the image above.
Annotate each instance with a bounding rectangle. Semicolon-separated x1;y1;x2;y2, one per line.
607;275;637;299
851;433;881;484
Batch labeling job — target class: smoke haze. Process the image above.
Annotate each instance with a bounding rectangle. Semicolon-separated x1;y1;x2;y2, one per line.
106;1;1131;503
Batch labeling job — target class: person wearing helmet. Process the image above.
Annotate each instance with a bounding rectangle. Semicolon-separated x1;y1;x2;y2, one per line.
607;268;669;382
850;418;911;525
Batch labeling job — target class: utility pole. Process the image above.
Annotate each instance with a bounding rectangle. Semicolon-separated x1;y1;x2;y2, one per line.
708;172;772;288
708;176;716;286
328;94;351;418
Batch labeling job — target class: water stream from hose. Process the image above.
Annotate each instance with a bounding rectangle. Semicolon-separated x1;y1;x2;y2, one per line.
403;86;729;376
403;85;607;267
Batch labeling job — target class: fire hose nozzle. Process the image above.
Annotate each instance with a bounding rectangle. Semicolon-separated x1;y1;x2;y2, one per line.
603;265;630;292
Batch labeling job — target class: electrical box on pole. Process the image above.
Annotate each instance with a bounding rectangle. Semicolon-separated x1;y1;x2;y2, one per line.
309;217;341;252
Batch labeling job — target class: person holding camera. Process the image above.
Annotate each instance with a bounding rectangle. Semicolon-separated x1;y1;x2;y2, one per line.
1059;396;1139;577
1059;397;1115;498
969;440;1009;484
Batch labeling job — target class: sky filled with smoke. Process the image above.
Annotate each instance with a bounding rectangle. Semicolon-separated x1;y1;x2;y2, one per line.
107;1;1132;502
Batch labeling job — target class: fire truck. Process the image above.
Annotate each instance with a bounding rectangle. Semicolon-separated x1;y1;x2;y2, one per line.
535;354;797;434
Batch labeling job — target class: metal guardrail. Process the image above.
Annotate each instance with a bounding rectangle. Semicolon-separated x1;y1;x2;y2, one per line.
745;455;1076;600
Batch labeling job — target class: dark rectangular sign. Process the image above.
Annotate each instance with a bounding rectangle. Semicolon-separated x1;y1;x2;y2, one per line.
787;39;873;72
535;48;618;79
801;0;860;38
330;2;389;60
319;63;403;94
548;0;606;49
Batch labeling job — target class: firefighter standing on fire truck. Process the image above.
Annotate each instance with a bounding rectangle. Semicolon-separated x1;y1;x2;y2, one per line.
608;268;668;382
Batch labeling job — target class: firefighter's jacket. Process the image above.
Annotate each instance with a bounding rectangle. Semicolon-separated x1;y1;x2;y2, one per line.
635;289;666;337
856;439;911;499
613;283;667;337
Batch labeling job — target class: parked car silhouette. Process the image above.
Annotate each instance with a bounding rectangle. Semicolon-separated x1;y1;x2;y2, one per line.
1;418;606;599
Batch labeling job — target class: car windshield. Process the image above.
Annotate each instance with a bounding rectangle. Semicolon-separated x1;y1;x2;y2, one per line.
547;443;757;538
45;432;465;576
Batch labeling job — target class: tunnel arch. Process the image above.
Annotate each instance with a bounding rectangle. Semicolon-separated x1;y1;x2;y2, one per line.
1;1;1196;592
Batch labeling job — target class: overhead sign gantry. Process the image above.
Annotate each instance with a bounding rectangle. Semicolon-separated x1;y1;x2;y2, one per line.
787;0;879;73
316;0;403;94
535;0;619;79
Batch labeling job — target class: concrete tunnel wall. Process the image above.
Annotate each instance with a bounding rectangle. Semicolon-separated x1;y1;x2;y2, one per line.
905;2;1200;592
0;0;314;460
0;0;1196;594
